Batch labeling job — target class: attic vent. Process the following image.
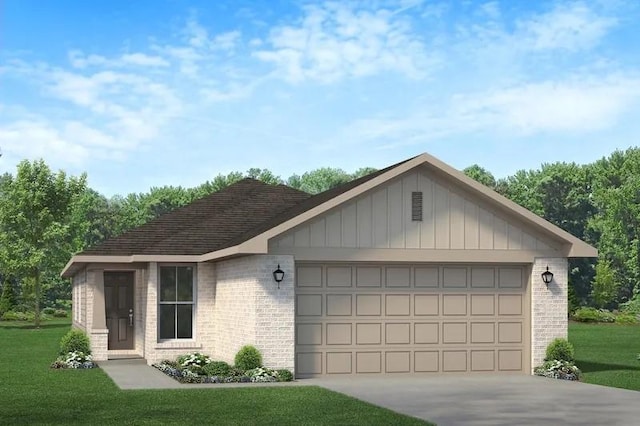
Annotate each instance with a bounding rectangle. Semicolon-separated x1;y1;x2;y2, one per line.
411;191;423;221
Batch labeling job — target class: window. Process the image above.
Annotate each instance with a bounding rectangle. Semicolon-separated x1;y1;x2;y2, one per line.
411;191;423;221
159;265;195;340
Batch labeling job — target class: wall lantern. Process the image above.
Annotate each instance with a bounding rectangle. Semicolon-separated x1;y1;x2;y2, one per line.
273;264;285;289
541;266;554;286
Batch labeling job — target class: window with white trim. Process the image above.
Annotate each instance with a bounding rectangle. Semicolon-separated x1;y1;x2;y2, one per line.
159;265;195;339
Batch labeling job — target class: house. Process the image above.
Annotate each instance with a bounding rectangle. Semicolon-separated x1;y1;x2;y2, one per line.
62;153;597;377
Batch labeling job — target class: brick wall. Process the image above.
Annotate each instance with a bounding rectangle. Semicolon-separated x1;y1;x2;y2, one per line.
531;257;568;370
213;255;295;371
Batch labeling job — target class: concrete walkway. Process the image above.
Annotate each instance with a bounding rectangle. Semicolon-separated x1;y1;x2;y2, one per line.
307;375;640;426
98;359;305;390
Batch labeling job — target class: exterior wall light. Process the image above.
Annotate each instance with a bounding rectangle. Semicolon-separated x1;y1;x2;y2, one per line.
273;264;285;288
541;266;554;286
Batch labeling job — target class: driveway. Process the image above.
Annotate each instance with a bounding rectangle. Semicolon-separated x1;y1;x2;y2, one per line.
306;375;640;425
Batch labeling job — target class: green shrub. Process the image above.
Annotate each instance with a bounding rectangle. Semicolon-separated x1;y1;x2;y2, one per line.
534;360;580;380
42;307;56;315
615;313;638;324
234;345;262;371
1;311;34;321
59;329;91;355
0;282;17;314
620;296;640;315
572;307;615;323
203;361;232;377
177;352;211;368
277;369;294;382
545;338;575;362
53;309;68;318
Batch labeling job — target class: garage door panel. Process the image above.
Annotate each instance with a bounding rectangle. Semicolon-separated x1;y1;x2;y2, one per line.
386;267;411;288
327;267;352;287
297;352;322;375
297;323;322;345
498;350;523;371
498;294;523;315
326;323;352;345
356;267;382;287
443;294;467;316
356;295;381;316
296;264;527;376
443;350;467;372
385;323;410;344
356;323;382;344
327;352;352;374
415;322;439;344
415;267;439;287
471;350;495;371
471;294;495;315
297;294;322;316
498;322;523;343
327;294;352;316
415;351;439;372
415;294;439;315
297;266;323;287
386;295;410;316
471;322;495;344
356;352;382;373
386;351;411;373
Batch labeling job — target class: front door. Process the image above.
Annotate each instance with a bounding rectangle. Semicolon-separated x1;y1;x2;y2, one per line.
104;271;134;350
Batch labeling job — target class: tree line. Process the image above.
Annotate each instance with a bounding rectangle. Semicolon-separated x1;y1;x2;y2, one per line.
1;148;639;324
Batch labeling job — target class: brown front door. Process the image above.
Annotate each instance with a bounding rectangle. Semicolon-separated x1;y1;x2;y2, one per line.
105;271;135;350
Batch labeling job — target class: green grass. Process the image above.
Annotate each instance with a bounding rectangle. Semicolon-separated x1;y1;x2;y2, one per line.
0;319;429;425
570;322;640;391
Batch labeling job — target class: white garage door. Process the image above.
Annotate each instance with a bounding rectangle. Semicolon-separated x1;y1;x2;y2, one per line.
295;263;529;376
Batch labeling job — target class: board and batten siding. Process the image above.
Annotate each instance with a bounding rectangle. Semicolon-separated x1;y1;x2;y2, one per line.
270;170;558;252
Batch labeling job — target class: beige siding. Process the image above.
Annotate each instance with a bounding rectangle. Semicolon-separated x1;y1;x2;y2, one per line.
271;169;559;253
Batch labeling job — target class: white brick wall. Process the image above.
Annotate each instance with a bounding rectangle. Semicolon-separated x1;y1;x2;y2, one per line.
531;257;568;370
213;255;295;372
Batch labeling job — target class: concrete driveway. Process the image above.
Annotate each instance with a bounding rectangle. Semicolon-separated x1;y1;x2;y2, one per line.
306;375;640;425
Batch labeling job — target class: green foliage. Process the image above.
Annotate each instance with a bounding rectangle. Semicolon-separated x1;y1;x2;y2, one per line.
177;352;211;368
534;360;581;380
592;259;619;308
59;329;91;355
614;313;638;324
1;311;34;321
545;338;575;362
53;309;68;318
463;164;496;188
0;281;17;314
572;307;616;323
203;361;232;377
276;369;294;382
42;307;56;315
620;295;640;315
234;345;262;371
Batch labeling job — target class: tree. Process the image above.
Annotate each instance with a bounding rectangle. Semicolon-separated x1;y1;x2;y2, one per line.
463;164;496;188
288;167;352;194
0;279;17;314
0;160;86;326
592;259;619;308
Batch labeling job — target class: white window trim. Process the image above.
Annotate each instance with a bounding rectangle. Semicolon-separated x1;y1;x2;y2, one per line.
157;263;197;342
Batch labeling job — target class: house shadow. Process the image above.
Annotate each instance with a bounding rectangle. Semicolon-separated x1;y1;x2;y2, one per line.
576;359;640;373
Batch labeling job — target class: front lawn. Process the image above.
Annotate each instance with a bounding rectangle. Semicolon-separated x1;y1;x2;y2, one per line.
0;319;429;425
570;322;640;391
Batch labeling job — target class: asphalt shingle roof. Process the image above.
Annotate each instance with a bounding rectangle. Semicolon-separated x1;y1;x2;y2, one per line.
80;159;413;257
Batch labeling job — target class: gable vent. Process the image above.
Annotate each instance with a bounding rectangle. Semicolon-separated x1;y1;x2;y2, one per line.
411;191;423;221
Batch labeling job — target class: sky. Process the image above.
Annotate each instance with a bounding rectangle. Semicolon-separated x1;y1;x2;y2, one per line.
1;0;639;196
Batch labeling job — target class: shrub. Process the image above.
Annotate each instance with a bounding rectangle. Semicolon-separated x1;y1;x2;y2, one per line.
59;329;91;355
203;361;232;377
534;360;580;380
620;296;640;315
234;345;262;371
177;352;211;368
1;311;34;321
42;307;56;315
246;367;277;383
0;282;17;314
572;307;615;323
615;313;638;324
276;369;294;382
545;338;575;362
53;309;68;318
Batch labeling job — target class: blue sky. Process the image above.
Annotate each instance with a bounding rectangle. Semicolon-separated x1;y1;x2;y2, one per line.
1;0;639;196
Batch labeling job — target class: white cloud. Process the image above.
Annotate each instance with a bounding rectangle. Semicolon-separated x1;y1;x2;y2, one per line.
120;53;170;67
253;2;434;83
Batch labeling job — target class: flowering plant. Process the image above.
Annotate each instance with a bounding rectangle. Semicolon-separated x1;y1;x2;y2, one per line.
534;360;581;380
50;351;95;369
246;367;278;383
178;352;212;368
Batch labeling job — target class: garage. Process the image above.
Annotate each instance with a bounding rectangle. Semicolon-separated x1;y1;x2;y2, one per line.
295;263;528;376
